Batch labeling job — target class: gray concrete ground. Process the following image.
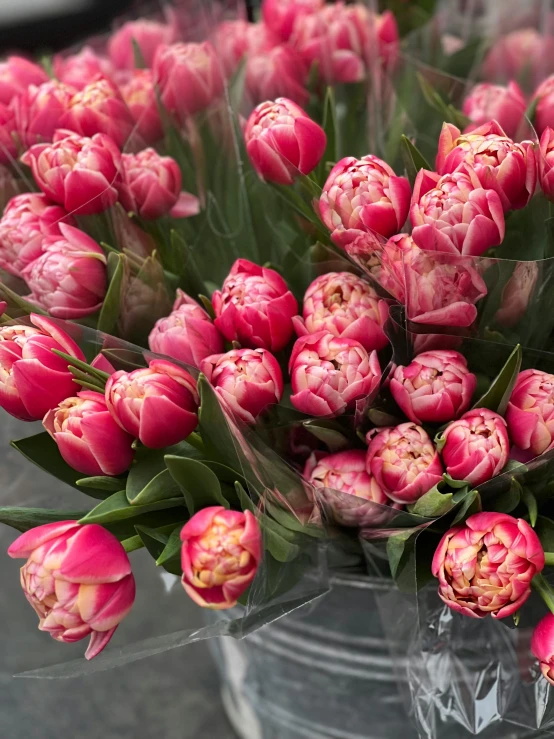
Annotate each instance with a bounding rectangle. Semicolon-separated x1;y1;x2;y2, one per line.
0;416;236;739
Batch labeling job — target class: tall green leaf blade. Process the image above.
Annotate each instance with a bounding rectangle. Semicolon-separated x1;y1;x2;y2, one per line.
79;490;185;525
0;507;89;533
165;456;230;513
97;253;126;335
471;344;522;415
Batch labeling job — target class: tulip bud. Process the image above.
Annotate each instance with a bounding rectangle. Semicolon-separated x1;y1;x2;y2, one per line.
290;331;381;417
181;507;262;609
494;262;539;328
105;358;199;449
0;56;48;104
532;613;554;685
390;350;476;425
462;82;526;139
118;148;182;220
293;271;389;352
201;347;283;424
13;80;75;149
213;259;298;353
120;69;163;145
0;102;18;164
506;369;554;456
21;130;122;216
60;76;135;149
483;29;554;90
153;42;224;123
108;17;178;70
43;390;134;476
246;45;308;107
432;512;544;619
244;97;326;185
319;155;411;247
8;521;135;659
410;167;505;257
441;408;509;486
304;449;392;526
0;301;6;316
0;193;73;278
366;422;443;504
0;313;84;420
53;46;114;91
535;76;554;137
436;121;537;212
212;20;278;77
22;223;107;319
539;126;554;201
262;0;323;42
149;292;224;368
371;233;415;302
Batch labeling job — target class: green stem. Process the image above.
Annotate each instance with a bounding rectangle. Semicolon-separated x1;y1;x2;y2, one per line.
122;535;145;553
186;432;205;454
544;553;554;566
532;573;554;615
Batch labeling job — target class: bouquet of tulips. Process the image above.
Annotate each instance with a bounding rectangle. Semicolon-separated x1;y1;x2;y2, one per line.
7;0;554;737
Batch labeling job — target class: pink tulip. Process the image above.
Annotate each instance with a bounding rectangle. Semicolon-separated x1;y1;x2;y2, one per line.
539;126;554;201
244;97;326;185
293;271;389;352
212;20;278;77
108;17;178;70
0;301;6;317
506;369;554;456
59;76;135;149
372;233;415;302
53;46;114;91
105;358;199;449
390;350;476;425
532;613;554;685
212;259;298;353
0;313;84;421
535;76;554;137
435;121;537;212
181;506;262;609
432;512;544;619
21;130;122;216
118;148;182;220
149;291;224;368
262;0;323;42
8;521;135;659
304;449;392;526
246;45;309;107
0;193;73;278
483;29;554;90
366;422;443;504
13;80;76;148
462;82;526;139
0;56;48;104
290;331;381;417
22;223;107;319
153;42;224;123
120;69;163;145
319;155;411;247
495;262;539;328
201;347;283;424
410;167;505;257
403;247;488;327
441;408;509;486
43;390;134;475
0;102;18;164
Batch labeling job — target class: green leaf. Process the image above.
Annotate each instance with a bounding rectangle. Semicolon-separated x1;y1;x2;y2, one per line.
136;525;183;575
451;489;481;525
126;443;192;505
77;476;123;493
302;420;349;453
165;456;230;514
536;516;554;552
199;294;215;319
410;485;453;517
0;281;48;316
471;344;522;415
387;529;416;580
79;490;185;525
197;374;243;472
131;37;147;69
442;473;472;490
484;477;521;514
11;433;111;500
235;481;256;514
264;500;325;538
51;350;110;384
0;507;89;534
400;135;431;186
261;517;300;563
156;525;183;566
97;253;125;335
522;486;538;527
317;87;338;185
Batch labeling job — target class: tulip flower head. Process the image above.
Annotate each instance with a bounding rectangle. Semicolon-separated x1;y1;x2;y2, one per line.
0;313;84;421
120;69;163;145
289;330;381;417
108;17;178;70
535;75;554;137
212;259;298;352
246;45;309;106
432;512;545;619
43;390;135;476
8;521;135;659
539;126;554;202
13;80;76;148
483;28;554;90
244;97;326;185
201;347;283;424
212;20;279;77
506;369;554;457
262;0;324;42
532;613;554;685
441;408;509;486
180;506;262;609
105;358;199;448
0;55;48;104
293;271;389;352
462;82;526;139
53;46;114;91
319;154;411;246
119;148;182;220
436;121;537;212
390;350;476;425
